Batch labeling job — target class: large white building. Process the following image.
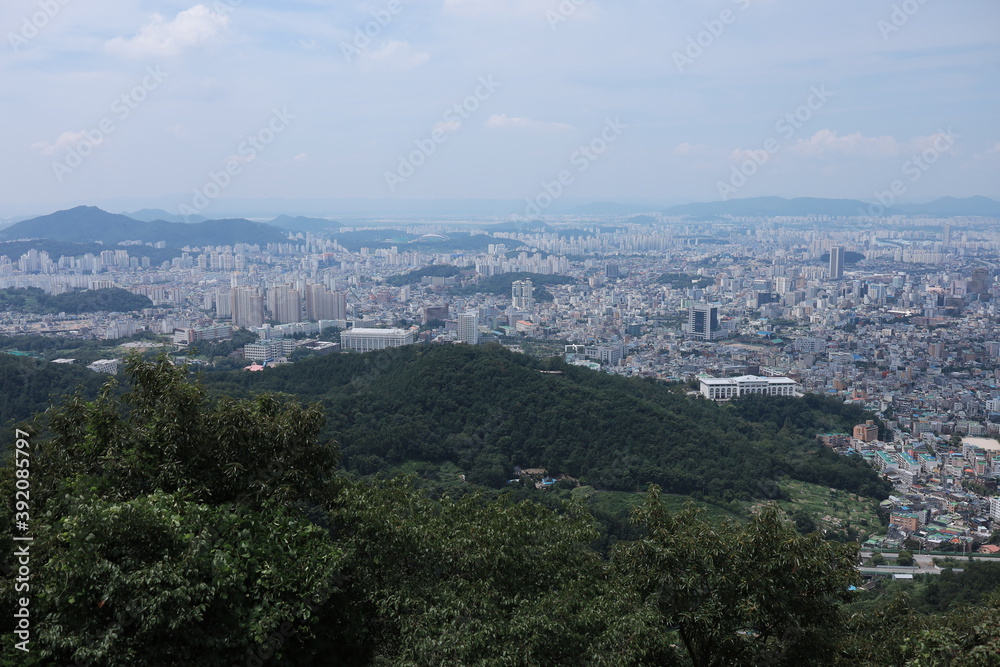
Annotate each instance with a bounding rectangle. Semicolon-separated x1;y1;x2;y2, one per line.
341;327;416;352
87;359;121;374
700;375;801;401
244;339;297;362
990;496;1000;522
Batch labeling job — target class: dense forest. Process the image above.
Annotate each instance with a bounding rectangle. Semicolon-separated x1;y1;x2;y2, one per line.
0;287;152;314
0;355;107;428
2;357;995;665
656;273;716;289
203;344;891;503
385;264;462;286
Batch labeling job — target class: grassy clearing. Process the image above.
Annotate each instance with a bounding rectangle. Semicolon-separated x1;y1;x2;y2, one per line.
772;478;882;539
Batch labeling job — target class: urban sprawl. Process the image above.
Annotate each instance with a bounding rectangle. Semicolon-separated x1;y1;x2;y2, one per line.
3;213;1000;553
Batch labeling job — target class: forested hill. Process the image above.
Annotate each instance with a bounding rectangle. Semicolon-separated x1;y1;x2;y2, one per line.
0;286;152;314
205;344;890;501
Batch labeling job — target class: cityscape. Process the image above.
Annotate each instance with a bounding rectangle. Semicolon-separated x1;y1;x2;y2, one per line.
3;0;1000;663
2;203;1000;558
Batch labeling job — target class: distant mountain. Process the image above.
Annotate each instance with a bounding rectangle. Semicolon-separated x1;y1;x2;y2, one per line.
126;208;206;223
569;202;653;215
661;196;1000;218
663;197;874;218
484;221;553;233
893;196;1000;217
268;215;341;234
0;206;290;247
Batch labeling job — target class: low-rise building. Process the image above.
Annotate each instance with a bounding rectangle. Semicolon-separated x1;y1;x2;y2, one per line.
700;375;801;401
341;327;416;352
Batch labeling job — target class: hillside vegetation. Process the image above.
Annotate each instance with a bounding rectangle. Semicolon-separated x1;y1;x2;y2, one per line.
0;287;152;314
2;356;995;666
205;344;891;502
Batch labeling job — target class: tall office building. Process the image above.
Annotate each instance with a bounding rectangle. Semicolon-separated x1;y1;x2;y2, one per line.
687;303;727;341
231;286;265;329
511;279;534;310
829;246;845;280
458;310;480;344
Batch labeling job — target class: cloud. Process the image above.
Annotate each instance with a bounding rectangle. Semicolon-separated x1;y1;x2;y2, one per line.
166;124;191;140
787;129;900;159
105;5;230;58
973;142;1000;160
361;41;430;70
673;142;711;156
32;130;104;156
486;114;572;131
432;120;462;134
442;0;538;17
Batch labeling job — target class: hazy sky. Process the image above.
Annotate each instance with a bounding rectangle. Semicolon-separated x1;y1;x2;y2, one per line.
2;0;998;214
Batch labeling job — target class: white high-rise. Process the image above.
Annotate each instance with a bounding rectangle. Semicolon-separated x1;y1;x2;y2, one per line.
829;246;845;280
458;310;480;344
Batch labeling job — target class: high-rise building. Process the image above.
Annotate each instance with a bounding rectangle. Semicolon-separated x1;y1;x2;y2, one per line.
458;310;480;344
231;286;265;329
512;279;534;310
687;303;727;340
305;284;346;321
213;287;232;318
423;305;449;324
267;284;302;324
829;246;845;280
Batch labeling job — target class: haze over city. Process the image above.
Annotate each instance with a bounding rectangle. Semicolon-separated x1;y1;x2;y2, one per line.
2;0;999;219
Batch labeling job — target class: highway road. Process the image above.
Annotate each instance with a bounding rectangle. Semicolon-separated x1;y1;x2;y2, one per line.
858;551;999;576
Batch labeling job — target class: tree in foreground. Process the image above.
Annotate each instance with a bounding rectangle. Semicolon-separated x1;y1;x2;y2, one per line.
0;355;348;665
613;488;860;667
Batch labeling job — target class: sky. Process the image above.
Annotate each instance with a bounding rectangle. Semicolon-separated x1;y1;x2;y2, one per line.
1;0;998;217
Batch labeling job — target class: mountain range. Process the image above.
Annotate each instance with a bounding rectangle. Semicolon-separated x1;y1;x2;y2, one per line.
659;195;1000;218
0;206;293;247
